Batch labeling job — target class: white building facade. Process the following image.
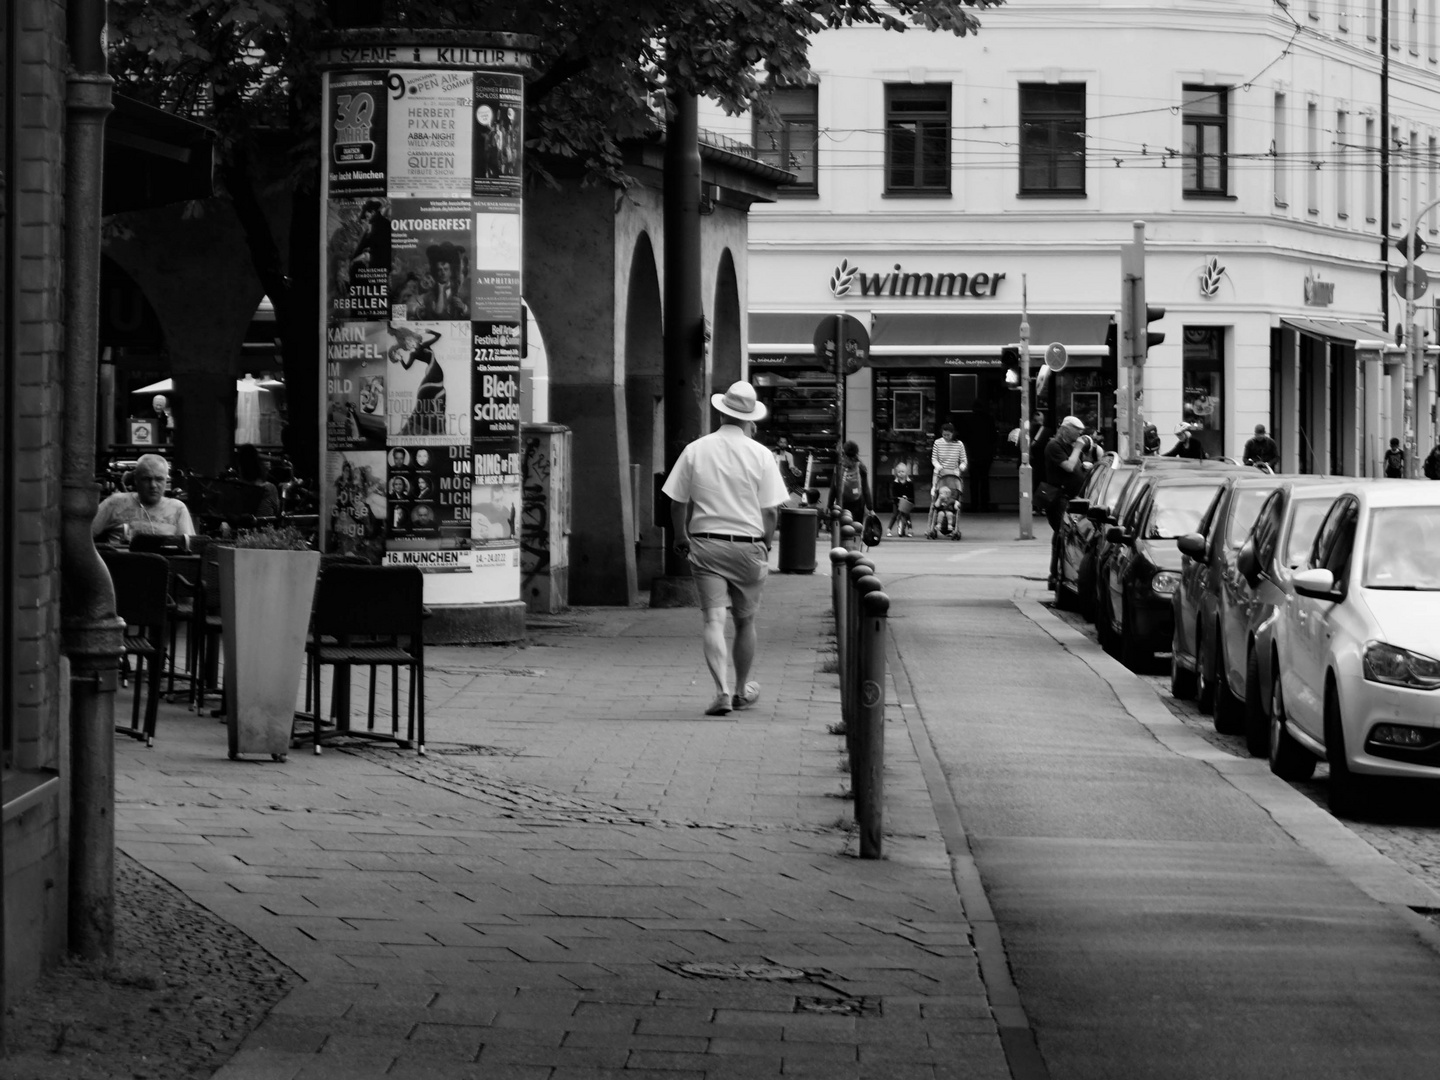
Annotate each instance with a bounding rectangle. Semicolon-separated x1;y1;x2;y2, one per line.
702;0;1440;507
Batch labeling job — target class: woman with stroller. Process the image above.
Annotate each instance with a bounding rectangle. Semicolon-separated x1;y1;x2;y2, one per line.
928;422;968;540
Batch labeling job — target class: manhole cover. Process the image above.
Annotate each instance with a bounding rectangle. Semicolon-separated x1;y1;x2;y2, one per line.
795;996;880;1016
667;962;809;981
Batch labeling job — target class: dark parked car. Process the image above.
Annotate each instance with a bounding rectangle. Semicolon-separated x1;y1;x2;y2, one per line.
1055;454;1135;617
1171;473;1286;728
1097;471;1236;672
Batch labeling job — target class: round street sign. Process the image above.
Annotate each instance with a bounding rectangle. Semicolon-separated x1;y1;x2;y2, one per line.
1394;264;1430;300
1044;342;1069;372
813;314;871;375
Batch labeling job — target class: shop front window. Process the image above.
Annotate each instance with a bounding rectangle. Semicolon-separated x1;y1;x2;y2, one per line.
873;371;938;506
1182;326;1226;459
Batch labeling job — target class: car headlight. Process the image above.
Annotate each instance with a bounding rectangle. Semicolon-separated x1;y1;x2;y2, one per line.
1362;641;1440;690
1150;571;1181;596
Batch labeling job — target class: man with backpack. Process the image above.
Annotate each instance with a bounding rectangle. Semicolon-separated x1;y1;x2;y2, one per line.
1425;442;1440;480
1385;437;1406;478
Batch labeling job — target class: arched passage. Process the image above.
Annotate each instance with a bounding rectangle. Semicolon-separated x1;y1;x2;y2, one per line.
624;234;666;587
711;249;742;393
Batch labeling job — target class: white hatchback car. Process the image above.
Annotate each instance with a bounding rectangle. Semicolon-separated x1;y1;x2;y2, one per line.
1269;482;1440;813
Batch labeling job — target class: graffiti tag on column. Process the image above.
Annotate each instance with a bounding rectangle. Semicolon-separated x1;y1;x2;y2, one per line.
520;435;551;593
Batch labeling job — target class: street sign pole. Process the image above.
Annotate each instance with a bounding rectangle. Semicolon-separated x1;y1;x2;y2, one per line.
1120;221;1147;459
836;315;848;453
1018;275;1033;540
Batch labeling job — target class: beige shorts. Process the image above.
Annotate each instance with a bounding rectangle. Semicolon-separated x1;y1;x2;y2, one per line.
688;536;769;618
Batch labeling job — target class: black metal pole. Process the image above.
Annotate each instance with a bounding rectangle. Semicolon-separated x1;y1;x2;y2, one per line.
662;90;704;578
854;585;889;859
1381;0;1391;329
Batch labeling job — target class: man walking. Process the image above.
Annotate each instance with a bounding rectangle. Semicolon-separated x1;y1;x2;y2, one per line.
663;381;789;717
1043;416;1094;590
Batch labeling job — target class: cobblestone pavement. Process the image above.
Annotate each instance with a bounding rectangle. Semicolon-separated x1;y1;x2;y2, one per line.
1045;600;1440;904
2;852;296;1079
80;571;1010;1080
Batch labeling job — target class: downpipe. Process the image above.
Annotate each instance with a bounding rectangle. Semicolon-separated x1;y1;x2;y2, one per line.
62;0;122;962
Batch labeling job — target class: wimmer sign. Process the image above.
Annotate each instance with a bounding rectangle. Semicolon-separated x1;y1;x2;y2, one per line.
829;258;1008;299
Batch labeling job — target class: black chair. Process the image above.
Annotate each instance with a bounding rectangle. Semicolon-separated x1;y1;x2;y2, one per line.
189;541;229;714
299;565;425;756
99;549;170;747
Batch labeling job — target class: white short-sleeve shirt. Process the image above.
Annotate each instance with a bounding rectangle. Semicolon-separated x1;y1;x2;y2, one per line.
661;423;789;537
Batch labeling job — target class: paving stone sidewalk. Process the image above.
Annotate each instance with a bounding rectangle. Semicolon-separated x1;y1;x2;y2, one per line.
113;568;1010;1080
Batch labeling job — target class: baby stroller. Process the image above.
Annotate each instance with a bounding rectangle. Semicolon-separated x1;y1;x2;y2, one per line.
925;474;963;541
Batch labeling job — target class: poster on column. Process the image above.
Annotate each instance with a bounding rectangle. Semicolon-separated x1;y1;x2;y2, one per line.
388;197;473;322
327;198;391;320
472;198;521;321
471;439;521;556
385;320;472;445
325;449;387;561
326;70;387;197
471;72;523;198
387;69;474;198
382;445;473;572
325;322;389;450
472;322;521;440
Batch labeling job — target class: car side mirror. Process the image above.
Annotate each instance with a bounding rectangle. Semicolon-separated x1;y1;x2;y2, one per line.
1235;540;1260;586
1105;526;1132;546
1175;532;1206;560
1292;567;1338;600
1087;505;1110;524
1066;498;1090;516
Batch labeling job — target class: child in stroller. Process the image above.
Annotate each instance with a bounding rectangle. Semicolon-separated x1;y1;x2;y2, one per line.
926;476;962;540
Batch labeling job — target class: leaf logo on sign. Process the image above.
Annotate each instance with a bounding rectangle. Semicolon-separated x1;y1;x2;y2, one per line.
1199;255;1226;299
830;259;858;298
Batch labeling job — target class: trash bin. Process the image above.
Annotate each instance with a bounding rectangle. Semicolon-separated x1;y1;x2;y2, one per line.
777;507;819;574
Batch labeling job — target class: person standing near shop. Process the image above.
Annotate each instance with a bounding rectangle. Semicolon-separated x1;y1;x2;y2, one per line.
1384;437;1406;478
1042;416;1094;590
829;440;870;524
1243;424;1280;470
931;422;968;498
663;381;789;718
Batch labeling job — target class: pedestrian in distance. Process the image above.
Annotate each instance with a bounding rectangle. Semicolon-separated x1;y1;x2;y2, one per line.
1164;422;1207;459
1424;442;1440;480
662;380;789;718
1040;416;1095;590
888;459;915;537
1384;437;1406;478
829;440;870;524
1243;423;1280;470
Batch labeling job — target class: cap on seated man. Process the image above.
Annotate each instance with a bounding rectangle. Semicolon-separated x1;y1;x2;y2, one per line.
93;453;195;543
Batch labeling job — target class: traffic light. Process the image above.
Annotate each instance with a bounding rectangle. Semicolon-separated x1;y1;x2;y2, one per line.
1102;319;1118;383
1140;304;1165;360
1001;346;1021;388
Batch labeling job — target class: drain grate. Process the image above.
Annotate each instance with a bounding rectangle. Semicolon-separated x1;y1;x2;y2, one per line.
665;961;812;981
795;996;880;1016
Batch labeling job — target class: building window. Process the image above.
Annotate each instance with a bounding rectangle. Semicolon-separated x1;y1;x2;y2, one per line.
885;84;951;195
1391;0;1403;49
1367;0;1379;40
753;84;818;194
1366;116;1378;222
1336;111;1349;219
1182;86;1229;197
1183;327;1226;460
1018;83;1086;195
1307;102;1320;214
1273;93;1288;208
1392;124;1403;229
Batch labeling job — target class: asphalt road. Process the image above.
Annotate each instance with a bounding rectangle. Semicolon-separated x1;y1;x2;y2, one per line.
867;523;1440;1079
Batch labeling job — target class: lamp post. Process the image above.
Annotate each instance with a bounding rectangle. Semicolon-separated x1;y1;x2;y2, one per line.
1018;276;1033;541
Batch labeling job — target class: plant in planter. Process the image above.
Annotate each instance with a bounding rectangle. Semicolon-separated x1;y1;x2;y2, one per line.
219;525;320;762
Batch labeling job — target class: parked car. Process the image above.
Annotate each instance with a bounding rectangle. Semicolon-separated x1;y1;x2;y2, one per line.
1171;473;1286;727
1055;454;1135;617
1232;479;1358;756
1267;484;1440;814
1097;470;1237;672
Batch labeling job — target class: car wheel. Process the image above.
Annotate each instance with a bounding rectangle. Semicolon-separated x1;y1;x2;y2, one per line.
1170;627;1198;699
1119;603;1153;673
1243;647;1268;758
1269;671;1316;781
1325;683;1365;817
1196;620;1216;715
1212;632;1245;735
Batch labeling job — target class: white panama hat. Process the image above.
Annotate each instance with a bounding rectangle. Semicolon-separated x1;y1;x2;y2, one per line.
711;380;768;422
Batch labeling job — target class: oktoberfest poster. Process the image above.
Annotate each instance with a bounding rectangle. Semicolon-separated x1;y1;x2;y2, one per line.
387;69;474;198
384;321;471;445
472;198;522;321
327;198;391;320
472;72;523;198
388;198;473;322
324;322;388;451
326;70;387;197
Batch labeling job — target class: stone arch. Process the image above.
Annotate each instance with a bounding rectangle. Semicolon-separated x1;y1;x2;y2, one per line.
624;233;666;587
710;248;742;393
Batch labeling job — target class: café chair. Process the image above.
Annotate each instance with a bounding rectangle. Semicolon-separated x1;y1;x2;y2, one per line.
99;549;170;747
299;564;425;756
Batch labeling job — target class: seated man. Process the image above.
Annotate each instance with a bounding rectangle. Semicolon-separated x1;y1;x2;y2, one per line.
93;453;195;543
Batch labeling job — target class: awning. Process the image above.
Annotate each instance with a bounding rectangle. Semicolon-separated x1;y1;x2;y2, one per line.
104;95;216;214
1279;316;1391;346
869;311;1112;362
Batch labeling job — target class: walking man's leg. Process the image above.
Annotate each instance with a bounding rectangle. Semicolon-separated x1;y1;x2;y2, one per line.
732;612;756;699
701;606;732;714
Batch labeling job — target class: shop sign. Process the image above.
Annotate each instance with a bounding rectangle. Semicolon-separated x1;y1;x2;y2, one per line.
1304;273;1334;307
829;258;1006;300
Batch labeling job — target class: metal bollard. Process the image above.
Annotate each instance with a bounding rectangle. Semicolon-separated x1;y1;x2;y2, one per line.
845;557;875;754
840;522;858;553
854;587;890;859
830;546;849;713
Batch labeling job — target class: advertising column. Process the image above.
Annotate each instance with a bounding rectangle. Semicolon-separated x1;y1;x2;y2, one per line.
318;33;533;623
